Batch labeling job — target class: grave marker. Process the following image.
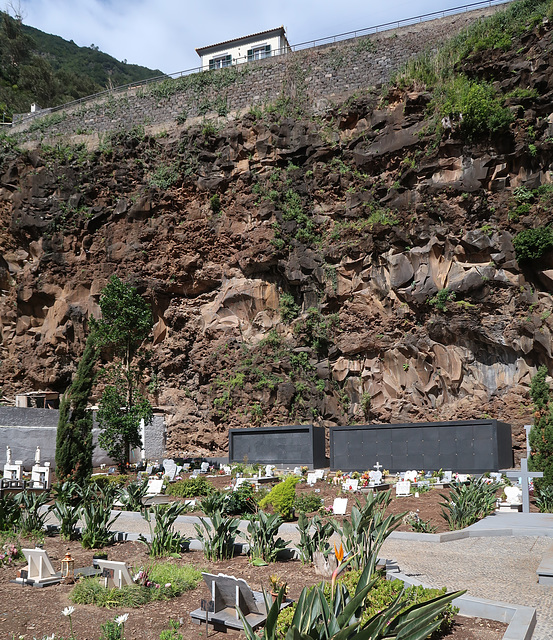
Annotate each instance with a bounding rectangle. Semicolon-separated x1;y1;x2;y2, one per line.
500;458;543;513
94;559;134;588
395;481;411;497
14;548;62;587
333;497;348;515
307;473;317;486
342;479;359;492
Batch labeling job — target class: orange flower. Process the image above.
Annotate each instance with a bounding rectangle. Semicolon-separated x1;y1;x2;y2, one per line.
334;542;344;564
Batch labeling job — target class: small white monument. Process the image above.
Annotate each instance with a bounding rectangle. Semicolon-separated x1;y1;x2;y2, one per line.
307;473;317;486
3;459;23;482
265;464;275;478
31;461;51;489
404;470;418;483
6;445;11;464
369;470;383;485
34;446;41;465
94;559;134;588
395;480;411;497
333;497;348;515
13;548;62;586
342;479;359;492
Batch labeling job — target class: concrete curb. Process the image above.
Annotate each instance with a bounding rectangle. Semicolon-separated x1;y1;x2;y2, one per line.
386;563;536;640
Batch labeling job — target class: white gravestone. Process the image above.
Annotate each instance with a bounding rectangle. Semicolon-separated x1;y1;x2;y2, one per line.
490;472;503;483
95;559;134;588
222;465;231;475
501;458;542;513
16;548;61;586
504;485;523;505
442;471;453;483
395;480;411;497
3;460;23;481
200;462;210;473
369;470;383;485
163;459;178;481
404;470;418;483
314;469;325;480
342;479;359;492
307;473;317;486
31;462;51;489
456;474;469;483
333;497;348;515
146;478;164;496
265;465;275;477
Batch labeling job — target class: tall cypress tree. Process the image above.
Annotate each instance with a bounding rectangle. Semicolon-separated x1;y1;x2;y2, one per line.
55;332;99;483
529;365;553;492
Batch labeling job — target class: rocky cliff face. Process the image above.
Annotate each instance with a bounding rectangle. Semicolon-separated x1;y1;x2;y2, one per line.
3;14;553;458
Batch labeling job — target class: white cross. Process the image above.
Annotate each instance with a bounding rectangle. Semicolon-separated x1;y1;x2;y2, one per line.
501;458;543;513
373;461;382;472
524;425;532;457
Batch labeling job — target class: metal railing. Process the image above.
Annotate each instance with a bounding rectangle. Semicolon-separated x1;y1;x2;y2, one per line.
11;0;512;127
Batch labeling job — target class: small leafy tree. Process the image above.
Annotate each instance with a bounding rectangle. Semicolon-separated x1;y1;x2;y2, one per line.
91;275;154;470
55;332;99;483
529;365;553;492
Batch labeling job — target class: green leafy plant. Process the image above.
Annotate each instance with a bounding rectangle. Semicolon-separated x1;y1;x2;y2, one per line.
259;476;299;521
529;365;553;492
403;511;437;534
428;288;455;312
15;491;52;535
194;509;240;561
246;511;290;563
535;486;553;513
440;479;499;530
80;490;121;548
119;479;149;512
242;561;463;640
51;481;83;540
333;491;403;570
296;513;335;564
139;502;189;556
0;493;21;531
71;563;201;608
294;492;323;514
513;227;553;262
166;476;214;498
279;292;300;323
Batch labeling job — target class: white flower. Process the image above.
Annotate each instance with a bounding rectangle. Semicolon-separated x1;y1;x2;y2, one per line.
62;606;75;617
115;613;129;625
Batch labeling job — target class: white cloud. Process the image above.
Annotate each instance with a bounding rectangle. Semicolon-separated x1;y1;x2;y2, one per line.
19;0;495;73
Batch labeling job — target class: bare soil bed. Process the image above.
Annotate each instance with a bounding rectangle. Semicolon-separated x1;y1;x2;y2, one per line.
0;535;507;640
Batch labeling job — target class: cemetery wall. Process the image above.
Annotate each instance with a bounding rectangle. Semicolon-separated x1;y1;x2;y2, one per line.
229;424;327;468
11;6;500;141
0;407;165;469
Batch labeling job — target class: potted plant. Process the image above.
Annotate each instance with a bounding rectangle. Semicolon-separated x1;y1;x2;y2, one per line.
269;575;288;602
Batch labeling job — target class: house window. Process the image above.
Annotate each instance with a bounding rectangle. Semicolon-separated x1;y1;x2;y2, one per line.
247;44;271;61
209;54;232;70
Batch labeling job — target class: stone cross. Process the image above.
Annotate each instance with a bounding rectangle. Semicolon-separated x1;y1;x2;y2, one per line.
524;424;532;457
501;458;543;513
373;461;382;472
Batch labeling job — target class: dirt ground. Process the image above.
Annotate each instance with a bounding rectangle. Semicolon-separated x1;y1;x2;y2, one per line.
0;534;507;640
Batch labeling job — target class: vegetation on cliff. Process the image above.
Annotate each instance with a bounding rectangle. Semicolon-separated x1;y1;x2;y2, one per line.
0;10;162;121
4;0;553;454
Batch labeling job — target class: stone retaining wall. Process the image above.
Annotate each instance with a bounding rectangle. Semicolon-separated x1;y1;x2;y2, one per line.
11;6;501;143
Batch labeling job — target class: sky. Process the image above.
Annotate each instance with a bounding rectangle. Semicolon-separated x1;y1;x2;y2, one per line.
16;0;503;75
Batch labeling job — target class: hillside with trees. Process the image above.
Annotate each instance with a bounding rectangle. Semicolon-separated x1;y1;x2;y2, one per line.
0;10;163;122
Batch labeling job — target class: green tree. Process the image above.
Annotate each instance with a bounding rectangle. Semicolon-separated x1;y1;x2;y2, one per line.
91;275;154;470
529;365;553;491
55;332;99;482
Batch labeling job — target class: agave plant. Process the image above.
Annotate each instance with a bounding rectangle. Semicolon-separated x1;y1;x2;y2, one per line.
80;489;120;549
240;562;464;640
119;479;149;512
0;493;21;531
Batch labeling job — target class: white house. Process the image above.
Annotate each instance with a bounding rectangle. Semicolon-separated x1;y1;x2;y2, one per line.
196;26;291;71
